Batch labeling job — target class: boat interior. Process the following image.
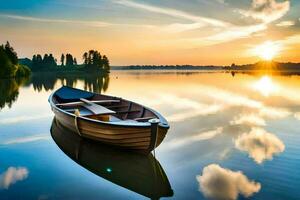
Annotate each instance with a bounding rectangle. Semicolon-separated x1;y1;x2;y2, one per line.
53;88;159;123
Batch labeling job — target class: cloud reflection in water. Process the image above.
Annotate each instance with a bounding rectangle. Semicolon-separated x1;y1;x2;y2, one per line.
235;127;285;164
0;167;29;189
197;164;261;200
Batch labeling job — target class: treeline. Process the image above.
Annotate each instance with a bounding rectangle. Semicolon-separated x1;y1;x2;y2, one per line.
225;61;300;71
113;65;224;70
0;42;31;78
21;50;110;73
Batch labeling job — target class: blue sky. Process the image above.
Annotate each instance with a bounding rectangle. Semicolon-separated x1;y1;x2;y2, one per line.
0;0;299;65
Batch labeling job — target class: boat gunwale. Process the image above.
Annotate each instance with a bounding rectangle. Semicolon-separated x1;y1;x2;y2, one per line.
48;87;170;129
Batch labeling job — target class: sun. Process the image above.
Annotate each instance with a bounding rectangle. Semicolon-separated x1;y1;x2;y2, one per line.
252;41;280;61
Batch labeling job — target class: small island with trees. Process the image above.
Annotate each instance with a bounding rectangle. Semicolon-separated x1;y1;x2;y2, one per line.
20;50;110;73
1;41;111;78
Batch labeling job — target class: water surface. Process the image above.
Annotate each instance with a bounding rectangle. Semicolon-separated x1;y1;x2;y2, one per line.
0;71;300;200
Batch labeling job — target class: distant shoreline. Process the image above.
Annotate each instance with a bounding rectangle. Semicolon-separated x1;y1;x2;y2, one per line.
111;61;300;72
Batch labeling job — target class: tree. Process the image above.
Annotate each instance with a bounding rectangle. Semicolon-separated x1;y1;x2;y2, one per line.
4;41;18;65
0;46;16;77
83;52;88;65
0;42;30;78
82;50;110;72
88;50;94;65
61;54;65;66
66;54;74;67
73;58;77;65
102;55;110;71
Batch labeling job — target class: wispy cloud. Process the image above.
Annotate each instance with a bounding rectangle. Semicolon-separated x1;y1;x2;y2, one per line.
276;20;295;27
0;14;155;29
0;167;29;189
115;0;272;46
196;23;267;46
197;164;261;200
0;14;112;27
115;0;229;27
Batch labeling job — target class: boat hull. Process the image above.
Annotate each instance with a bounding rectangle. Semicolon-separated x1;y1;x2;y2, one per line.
52;106;168;153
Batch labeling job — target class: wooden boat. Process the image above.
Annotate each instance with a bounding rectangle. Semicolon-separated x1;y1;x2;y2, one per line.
51;118;173;199
48;86;170;154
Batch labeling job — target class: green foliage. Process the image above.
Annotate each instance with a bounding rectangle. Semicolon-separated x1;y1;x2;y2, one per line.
22;49;110;73
16;64;31;77
31;53;57;71
65;54;74;67
0;42;31;78
61;54;65;66
4;42;18;65
0;45;18;78
82;50;110;72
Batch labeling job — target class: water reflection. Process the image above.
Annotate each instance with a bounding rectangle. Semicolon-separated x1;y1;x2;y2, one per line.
0;77;29;110
252;76;278;97
31;73;110;93
197;164;261;200
1;71;300;199
0;73;110;110
50;118;173;199
235;127;285;164
0;167;29;189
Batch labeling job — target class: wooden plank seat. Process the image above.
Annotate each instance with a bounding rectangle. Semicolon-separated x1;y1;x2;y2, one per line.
79;98;116;115
56;99;120;107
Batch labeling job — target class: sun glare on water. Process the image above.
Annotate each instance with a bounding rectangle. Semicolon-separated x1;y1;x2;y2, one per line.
252;76;278;97
252;41;280;61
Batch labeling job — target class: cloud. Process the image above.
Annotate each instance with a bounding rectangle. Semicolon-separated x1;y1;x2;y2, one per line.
164;127;223;149
276;20;295;27
1;134;51;145
198;23;267;46
115;0;228;27
0;14;111;27
116;0;269;45
230;114;266;126
0;14;155;29
235;127;285;164
0;167;29;189
238;0;290;23
197;164;261;200
162;23;206;33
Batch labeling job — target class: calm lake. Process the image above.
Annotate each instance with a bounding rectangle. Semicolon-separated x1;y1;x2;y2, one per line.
0;71;300;200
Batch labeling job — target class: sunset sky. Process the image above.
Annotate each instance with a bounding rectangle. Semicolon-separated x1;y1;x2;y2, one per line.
0;0;299;65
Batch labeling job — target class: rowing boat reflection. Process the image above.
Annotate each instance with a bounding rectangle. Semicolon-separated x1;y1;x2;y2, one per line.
50;118;173;199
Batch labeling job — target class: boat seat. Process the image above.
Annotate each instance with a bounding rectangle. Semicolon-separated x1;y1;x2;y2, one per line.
80;98;116;115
